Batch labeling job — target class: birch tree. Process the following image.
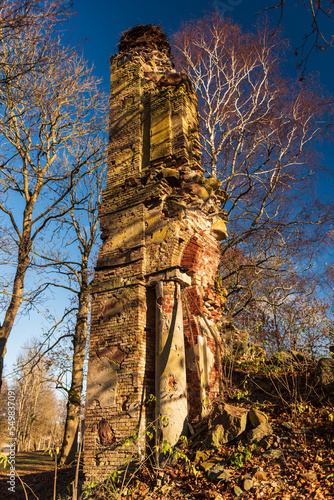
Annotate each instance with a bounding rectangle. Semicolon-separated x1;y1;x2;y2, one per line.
173;14;333;340
264;0;334;70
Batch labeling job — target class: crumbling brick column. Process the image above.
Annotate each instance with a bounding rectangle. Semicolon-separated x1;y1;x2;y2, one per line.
84;25;227;481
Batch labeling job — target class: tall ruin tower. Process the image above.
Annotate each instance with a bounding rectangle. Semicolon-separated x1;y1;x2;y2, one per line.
84;25;227;479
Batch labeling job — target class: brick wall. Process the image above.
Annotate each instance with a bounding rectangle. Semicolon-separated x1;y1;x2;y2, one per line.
84;25;227;482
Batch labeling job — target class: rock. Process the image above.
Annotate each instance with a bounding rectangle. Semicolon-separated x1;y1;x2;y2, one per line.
263;449;284;459
248;408;268;427
208;403;248;447
243;478;253;491
282;421;296;430
203;177;221;191
211;218;228;241
218;469;232;481
183;182;210;201
163;198;186;219
207;464;226;480
316;357;334;392
260;438;271;451
142;63;156;72
294;428;310;435
253;469;267;481
161;167;180;186
234;485;243;497
98;418;116;446
247;422;273;444
157;72;190;88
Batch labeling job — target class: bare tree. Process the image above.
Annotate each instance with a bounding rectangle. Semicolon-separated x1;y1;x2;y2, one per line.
31;162;106;464
58;167;104;465
0;1;107;390
0;0;73;85
262;0;334;72
173;14;333;348
13;342;66;452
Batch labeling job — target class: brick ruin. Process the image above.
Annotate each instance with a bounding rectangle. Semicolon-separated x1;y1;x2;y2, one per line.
84;25;228;480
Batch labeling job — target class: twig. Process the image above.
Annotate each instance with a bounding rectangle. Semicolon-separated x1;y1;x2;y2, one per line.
16;471;39;500
53;447;58;500
73;429;84;500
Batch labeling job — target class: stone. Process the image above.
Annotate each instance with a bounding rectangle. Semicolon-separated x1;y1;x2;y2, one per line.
84;23;227;481
163;198;186;219
247;422;273;444
211;218;228;241
208;403;248;447
260;438;271;451
253;469;267;481
243;478;253;491
203;177;221;191
160;168;180;186
302;471;317;481
157;72;190;88
98;419;116;447
282;421;296;430
207;464;226;480
234;485;243;497
248;408;268;428
316;357;334;392
201;460;220;472
262;449;284;459
184;182;210;201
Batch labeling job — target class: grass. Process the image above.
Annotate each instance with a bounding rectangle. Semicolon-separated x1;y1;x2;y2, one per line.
0;451;56;476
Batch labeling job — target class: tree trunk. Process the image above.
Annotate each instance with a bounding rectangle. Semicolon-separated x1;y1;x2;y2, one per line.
0;246;30;392
60;275;90;465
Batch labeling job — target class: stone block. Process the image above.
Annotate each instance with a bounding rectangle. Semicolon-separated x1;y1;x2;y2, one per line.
248;408;268;428
316;357;334;392
247;422;273;444
208;403;248;446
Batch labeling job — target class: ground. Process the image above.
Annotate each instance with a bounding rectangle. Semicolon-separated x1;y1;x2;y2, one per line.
86;399;334;500
0;394;333;499
0;451;78;499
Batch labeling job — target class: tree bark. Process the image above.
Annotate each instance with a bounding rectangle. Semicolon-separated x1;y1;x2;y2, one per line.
60;262;90;465
0;239;30;391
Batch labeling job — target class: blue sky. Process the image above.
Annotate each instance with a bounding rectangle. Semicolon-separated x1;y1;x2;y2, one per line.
67;0;334;91
4;0;334;377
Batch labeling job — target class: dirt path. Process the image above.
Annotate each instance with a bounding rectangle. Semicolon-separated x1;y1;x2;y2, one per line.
0;451;77;499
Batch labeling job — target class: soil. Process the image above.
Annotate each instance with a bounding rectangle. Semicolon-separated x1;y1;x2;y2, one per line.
0;451;79;499
0;396;333;499
87;397;334;500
